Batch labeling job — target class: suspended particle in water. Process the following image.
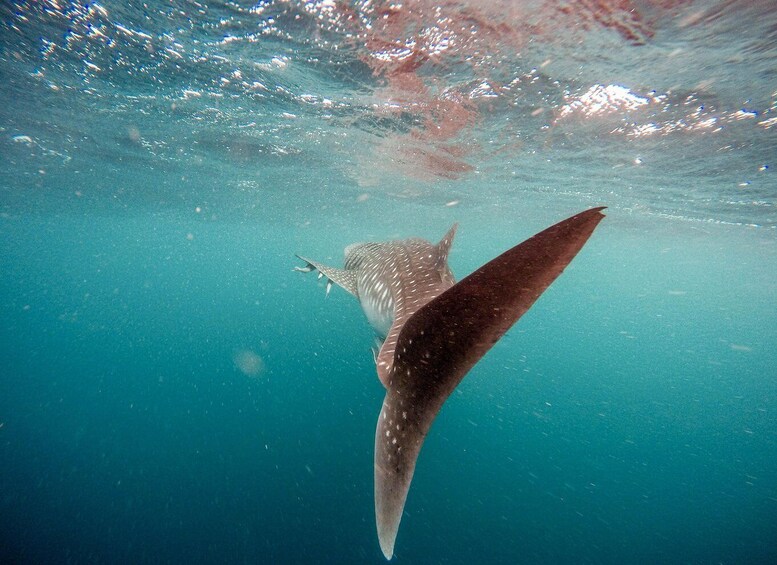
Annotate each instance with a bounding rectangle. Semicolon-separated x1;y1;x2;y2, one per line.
233;349;265;377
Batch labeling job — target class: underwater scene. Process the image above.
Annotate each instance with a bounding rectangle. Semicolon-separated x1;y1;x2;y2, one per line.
1;1;776;563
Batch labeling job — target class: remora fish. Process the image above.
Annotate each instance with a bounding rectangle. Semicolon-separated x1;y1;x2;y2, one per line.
295;207;606;559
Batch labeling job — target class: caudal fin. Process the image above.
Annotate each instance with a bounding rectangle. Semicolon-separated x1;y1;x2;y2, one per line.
374;207;606;559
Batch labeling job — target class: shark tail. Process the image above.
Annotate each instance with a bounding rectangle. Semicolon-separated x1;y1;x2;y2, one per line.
374;207;606;560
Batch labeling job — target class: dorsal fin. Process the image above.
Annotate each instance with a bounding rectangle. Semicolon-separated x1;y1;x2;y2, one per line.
295;255;358;297
435;223;457;271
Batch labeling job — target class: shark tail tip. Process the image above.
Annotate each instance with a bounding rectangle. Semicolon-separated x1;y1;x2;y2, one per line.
379;535;395;560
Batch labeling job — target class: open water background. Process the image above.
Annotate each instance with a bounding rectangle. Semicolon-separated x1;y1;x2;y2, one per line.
1;1;776;563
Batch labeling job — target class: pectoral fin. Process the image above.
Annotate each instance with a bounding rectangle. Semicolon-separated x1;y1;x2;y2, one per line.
295;255;358;297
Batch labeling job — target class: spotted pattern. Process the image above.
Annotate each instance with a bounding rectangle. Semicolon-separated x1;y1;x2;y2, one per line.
296;225;457;388
367;233;456;387
296;208;606;561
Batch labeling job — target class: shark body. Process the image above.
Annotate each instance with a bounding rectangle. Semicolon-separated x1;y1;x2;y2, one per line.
295;207;606;559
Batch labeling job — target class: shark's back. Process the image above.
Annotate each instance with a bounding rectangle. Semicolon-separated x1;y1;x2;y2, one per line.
296;225;458;384
351;237;455;342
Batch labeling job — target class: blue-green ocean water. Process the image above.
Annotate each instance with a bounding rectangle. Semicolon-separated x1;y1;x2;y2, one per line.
1;1;776;563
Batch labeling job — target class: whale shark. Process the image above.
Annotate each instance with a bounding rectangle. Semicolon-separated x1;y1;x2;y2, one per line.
295;207;606;559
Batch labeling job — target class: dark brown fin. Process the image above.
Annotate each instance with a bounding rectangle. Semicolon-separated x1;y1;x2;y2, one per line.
374;207;606;559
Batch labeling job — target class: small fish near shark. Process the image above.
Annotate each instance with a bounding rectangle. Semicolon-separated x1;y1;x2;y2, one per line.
295;207;606;560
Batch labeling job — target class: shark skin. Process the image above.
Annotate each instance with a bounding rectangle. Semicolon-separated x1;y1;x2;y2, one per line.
296;224;458;386
295;207;606;560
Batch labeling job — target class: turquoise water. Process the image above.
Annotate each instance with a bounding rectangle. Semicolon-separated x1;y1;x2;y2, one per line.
1;1;776;563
